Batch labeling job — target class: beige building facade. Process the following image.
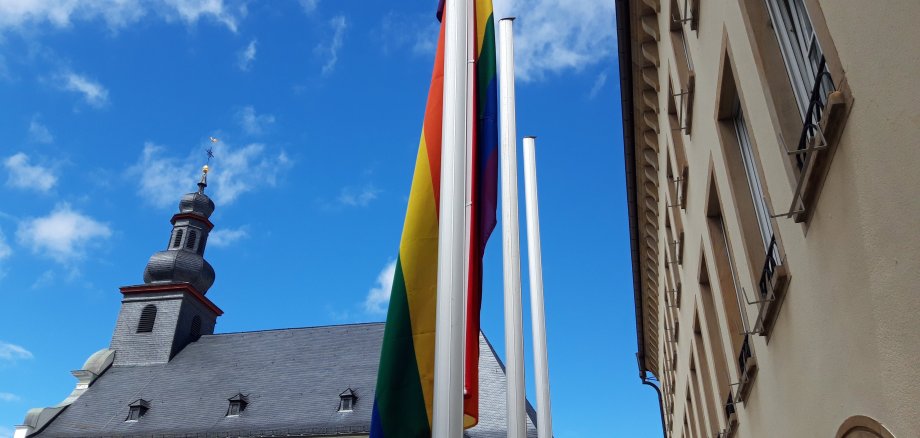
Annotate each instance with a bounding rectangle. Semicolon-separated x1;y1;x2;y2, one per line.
616;0;920;437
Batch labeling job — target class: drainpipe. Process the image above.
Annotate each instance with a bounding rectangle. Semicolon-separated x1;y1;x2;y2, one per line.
638;354;667;438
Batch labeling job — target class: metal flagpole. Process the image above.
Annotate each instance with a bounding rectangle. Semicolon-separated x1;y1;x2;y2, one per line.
523;136;553;438
433;0;470;435
498;17;527;438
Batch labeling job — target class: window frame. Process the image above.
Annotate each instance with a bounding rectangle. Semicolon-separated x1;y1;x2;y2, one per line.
764;0;824;119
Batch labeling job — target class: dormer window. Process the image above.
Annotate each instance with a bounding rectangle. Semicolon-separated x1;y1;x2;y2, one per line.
227;394;248;417
126;399;150;421
339;388;357;412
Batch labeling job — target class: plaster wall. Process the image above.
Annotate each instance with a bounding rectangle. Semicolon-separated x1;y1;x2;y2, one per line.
629;0;920;436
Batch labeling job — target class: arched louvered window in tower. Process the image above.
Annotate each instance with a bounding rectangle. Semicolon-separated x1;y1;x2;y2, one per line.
137;305;157;333
186;229;198;250
190;316;202;341
172;229;184;249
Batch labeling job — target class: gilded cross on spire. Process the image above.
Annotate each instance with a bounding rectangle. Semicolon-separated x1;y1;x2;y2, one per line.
199;138;217;193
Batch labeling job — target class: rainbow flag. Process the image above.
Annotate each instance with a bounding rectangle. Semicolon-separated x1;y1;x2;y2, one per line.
370;0;498;435
464;0;498;428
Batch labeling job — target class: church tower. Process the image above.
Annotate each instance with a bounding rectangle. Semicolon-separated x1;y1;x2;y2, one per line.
109;165;223;366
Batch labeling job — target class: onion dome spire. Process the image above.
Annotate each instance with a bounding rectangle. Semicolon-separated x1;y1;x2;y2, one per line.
142;162;216;294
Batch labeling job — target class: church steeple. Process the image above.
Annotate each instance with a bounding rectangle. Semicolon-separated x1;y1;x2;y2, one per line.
110;164;223;366
143;165;216;294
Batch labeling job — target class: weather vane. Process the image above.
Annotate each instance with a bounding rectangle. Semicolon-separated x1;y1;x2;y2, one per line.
198;137;218;194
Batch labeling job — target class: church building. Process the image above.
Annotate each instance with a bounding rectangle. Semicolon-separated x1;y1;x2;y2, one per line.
14;168;537;438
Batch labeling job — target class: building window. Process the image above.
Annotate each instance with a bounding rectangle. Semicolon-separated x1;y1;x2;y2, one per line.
732;103;774;252
227;394;248;417
172;229;184;249
186;229;197;250
137;305;157;333
126;399;150;421
764;0;825;118
339;388;357;412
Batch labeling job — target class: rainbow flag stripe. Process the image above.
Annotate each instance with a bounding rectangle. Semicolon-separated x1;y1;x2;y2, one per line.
464;0;498;428
370;0;497;435
369;15;445;438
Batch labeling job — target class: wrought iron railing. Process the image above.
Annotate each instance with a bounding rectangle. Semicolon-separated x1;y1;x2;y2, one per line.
758;235;781;302
738;334;753;375
724;391;736;421
795;56;835;170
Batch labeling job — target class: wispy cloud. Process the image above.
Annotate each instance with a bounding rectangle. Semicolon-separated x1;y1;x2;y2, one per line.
162;0;240;32
0;0;243;32
0;426;12;438
299;0;320;14
4;152;57;192
17;204;112;264
338;184;380;207
377;12;439;56
28;116;54;144
208;226;248;247
494;0;616;81
237;39;257;71
57;71;109;107
0;341;33;362
129;143;197;208
236;105;275;135
0;392;19;402
31;269;55;289
316;15;347;75
130;140;292;208
364;259;396;314
588;71;608;99
0;228;11;274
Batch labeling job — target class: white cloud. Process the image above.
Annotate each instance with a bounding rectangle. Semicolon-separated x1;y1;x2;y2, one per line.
209;141;291;205
364;259;396;314
494;0;616;81
57;71;109;107
162;0;239;32
316;15;347;75
338;184;380;207
0;426;12;438
237;105;275;135
299;0;319;14
589;71;608;98
131;140;292;208
0;392;19;402
4;152;57;192
0;0;241;32
29;116;54;143
17;204;112;263
208;226;248;247
0;341;33;361
237;38;257;71
130;143;197;208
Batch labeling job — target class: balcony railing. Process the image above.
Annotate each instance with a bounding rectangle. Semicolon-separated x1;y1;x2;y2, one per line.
734;334;758;402
746;235;789;335
776;55;845;221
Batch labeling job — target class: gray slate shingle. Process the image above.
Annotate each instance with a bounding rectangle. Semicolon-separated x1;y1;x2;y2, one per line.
34;323;537;438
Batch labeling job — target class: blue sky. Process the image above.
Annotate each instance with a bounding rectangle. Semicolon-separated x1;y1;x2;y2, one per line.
0;1;661;436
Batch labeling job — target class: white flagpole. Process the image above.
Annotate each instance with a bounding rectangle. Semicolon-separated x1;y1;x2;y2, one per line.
523;136;553;438
498;17;527;438
433;0;470;435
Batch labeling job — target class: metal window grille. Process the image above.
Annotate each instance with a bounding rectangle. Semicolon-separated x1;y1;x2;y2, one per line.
137;305;157;333
186;229;197;250
172;229;184;249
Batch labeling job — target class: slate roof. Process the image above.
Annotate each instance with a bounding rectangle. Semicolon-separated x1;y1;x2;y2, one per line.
33;323;538;438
